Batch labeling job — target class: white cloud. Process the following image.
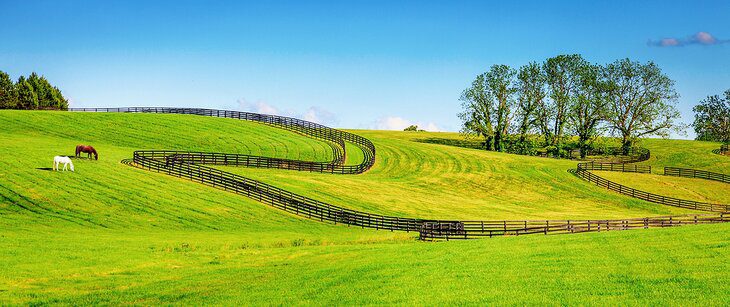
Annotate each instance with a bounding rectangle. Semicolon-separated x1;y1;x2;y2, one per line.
237;98;279;115
649;31;729;47
236;98;337;126
374;116;441;132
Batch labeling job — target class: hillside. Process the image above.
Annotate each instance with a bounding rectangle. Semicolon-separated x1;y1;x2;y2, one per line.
0;110;728;304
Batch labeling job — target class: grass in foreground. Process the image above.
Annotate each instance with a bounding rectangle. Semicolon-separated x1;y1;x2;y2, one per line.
1;224;729;305
1;110;729;304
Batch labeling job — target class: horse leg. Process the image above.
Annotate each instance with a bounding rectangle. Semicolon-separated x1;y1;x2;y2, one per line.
53;161;57;171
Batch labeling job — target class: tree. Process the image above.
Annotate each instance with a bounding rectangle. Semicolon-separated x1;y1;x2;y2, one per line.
603;59;681;153
569;63;609;158
459;73;495;150
543;54;587;149
516;62;547;143
484;65;517;152
0;71;18;109
692;89;730;143
403;125;418;131
16;76;38;109
50;86;69;110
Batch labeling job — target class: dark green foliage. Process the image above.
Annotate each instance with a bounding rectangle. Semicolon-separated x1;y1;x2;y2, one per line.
543;54;587;148
458;65;516;152
403;125;418;131
0;70;68;110
692;90;730;143
16;76;38;109
603;59;681;154
0;71;18;108
459;55;681;157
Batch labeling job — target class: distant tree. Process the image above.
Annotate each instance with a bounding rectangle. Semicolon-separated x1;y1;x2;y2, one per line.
516;62;547;143
543;54;587;149
0;71;18;109
569;63;609;158
0;72;68;110
459;73;495;150
692;89;730;143
50;86;69;110
403;125;418;131
16;76;38;110
26;72;68;109
603;59;681;153
484;65;517;152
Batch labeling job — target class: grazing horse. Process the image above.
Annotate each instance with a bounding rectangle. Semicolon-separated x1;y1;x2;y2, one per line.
53;156;74;172
75;145;98;160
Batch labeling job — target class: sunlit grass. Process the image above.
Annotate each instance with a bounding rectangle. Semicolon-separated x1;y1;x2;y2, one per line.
0;110;728;304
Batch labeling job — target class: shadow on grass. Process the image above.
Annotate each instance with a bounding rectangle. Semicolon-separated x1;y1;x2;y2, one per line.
36;167;54;171
414;137;486;150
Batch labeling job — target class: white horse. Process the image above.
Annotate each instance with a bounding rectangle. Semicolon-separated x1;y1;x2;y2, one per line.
53;156;75;172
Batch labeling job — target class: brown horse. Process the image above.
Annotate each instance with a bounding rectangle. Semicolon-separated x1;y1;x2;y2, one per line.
75;145;98;160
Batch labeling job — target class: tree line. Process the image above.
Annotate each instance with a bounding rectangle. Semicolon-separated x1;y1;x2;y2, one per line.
0;70;69;110
692;89;730;144
459;55;681;158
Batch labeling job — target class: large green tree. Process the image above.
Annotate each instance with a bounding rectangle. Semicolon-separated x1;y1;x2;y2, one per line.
516;62;547;143
543;54;587;148
692;89;730;143
569;63;609;158
484;65;517;152
603;59;681;153
0;71;18;109
459;73;495;149
16;76;38;109
0;71;68;110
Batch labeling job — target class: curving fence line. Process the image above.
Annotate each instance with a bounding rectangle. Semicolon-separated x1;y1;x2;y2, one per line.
68;107;730;240
664;167;730;184
574;162;730;213
721;144;729;155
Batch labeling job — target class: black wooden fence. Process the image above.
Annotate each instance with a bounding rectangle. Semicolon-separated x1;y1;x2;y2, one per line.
70;107;374;174
420;213;729;240
664;167;730;184
68;107;730;240
575;163;730;212
721;144;729;154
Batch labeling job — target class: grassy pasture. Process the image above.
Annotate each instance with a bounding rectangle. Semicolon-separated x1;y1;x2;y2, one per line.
0;110;728;304
593;171;730;204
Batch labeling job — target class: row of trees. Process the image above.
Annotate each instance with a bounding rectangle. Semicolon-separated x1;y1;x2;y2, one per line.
692;89;730;144
0;71;69;110
459;55;681;157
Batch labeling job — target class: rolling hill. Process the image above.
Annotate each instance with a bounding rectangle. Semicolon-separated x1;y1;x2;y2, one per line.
0;109;728;304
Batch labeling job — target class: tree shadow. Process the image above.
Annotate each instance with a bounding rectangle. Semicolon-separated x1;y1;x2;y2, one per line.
413;137;486;150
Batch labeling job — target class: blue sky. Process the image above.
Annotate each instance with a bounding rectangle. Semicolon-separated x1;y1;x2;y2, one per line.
1;1;729;136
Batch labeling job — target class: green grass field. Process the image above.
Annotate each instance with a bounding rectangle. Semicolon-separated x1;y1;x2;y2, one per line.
1;110;728;304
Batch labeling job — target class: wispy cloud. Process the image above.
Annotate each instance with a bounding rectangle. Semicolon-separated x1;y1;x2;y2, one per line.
237;98;337;126
373;116;441;132
648;31;729;47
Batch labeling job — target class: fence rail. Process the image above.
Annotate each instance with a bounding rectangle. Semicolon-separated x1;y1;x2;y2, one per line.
420;213;729;240
721;144;729;154
574;163;730;213
664;167;730;184
67;107;730;240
